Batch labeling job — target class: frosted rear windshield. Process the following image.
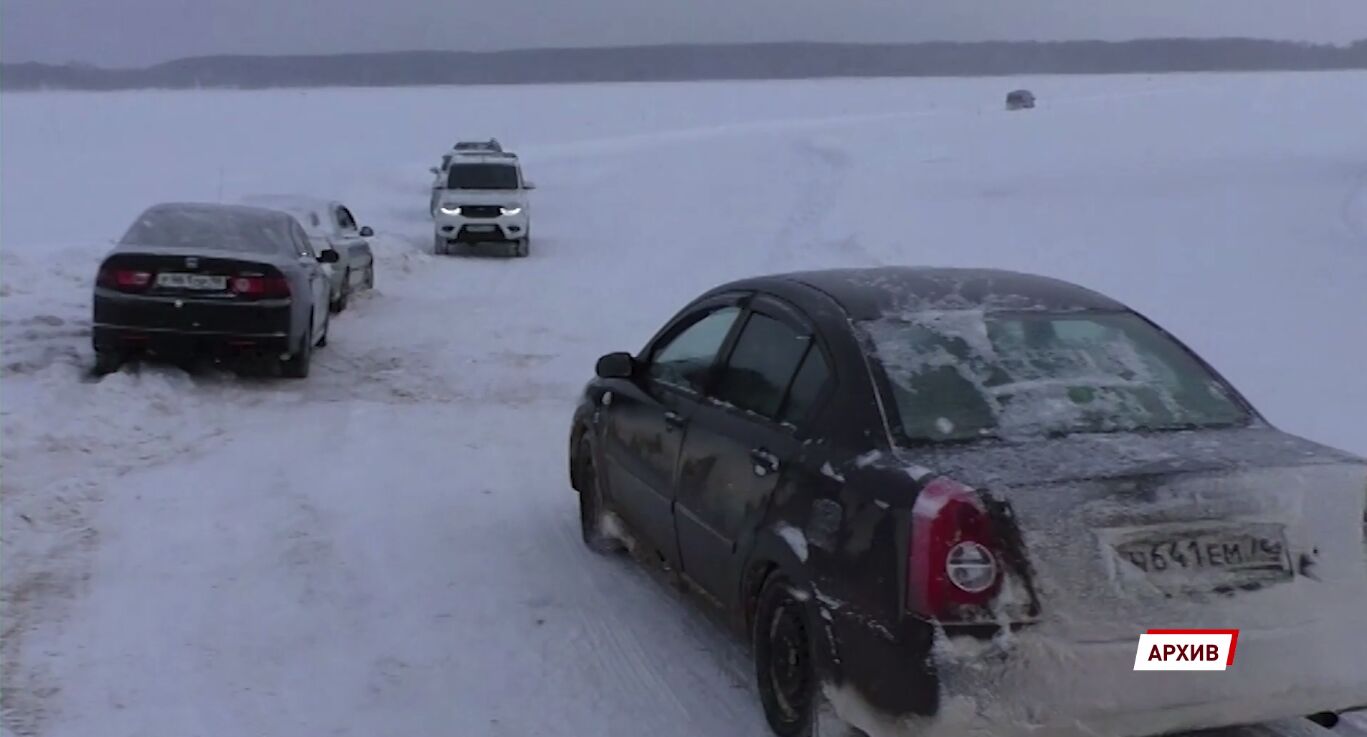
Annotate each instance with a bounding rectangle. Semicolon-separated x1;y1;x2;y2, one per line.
120;208;293;255
859;311;1251;443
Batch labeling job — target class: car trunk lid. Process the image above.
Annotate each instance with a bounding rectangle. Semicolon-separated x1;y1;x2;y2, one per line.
905;427;1367;640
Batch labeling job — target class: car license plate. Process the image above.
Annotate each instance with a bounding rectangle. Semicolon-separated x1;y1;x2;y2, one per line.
1115;524;1289;576
157;272;226;290
466;225;497;233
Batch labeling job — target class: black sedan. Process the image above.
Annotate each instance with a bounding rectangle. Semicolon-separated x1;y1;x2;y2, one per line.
569;267;1367;737
92;203;337;377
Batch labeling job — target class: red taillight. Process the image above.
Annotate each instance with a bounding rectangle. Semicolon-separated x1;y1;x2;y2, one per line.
98;267;153;291
229;274;290;298
907;477;1003;621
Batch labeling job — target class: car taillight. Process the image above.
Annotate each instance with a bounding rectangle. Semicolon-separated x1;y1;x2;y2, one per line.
98;267;153;291
907;477;1003;622
230;274;290;298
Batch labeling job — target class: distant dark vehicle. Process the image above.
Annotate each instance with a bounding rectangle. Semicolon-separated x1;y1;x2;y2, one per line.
569;267;1367;737
1006;89;1036;110
92;203;337;377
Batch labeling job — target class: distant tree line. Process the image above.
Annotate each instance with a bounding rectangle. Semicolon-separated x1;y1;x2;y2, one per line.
4;39;1366;91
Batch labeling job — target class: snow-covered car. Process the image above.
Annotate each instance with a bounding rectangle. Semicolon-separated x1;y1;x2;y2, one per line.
1006;89;1036;110
241;195;375;313
569;266;1367;737
93;203;335;378
430;152;535;257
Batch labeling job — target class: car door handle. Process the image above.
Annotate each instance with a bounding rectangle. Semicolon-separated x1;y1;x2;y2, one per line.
663;411;687;430
749;448;779;476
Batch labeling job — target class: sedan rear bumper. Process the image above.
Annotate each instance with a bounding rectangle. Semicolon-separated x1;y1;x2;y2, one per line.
831;617;1367;737
93;290;294;357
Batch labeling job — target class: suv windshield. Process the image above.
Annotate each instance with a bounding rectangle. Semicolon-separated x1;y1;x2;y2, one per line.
446;163;519;190
859;311;1251;443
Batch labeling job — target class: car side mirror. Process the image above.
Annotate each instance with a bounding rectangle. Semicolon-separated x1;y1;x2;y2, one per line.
318;249;340;264
429;167;439;175
595;352;635;379
359;226;374;237
523;181;537;191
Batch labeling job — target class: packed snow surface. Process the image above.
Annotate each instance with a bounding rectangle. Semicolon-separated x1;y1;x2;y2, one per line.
3;72;1367;737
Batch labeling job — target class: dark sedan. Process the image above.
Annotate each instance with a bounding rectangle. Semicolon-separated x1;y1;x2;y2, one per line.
569;267;1367;737
93;203;337;377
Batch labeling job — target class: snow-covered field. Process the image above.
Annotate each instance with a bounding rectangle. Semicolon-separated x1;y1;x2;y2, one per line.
2;72;1366;737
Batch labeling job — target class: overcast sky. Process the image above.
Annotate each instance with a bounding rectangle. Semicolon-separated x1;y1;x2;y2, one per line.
4;0;1365;67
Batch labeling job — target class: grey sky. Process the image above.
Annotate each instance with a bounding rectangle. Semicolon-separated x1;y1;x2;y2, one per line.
4;0;1365;67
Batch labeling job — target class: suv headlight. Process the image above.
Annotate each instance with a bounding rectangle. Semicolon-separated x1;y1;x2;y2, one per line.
501;206;523;216
439;204;462;215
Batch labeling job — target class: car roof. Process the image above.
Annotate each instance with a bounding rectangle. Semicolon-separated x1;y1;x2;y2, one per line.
715;266;1126;319
447;153;519;164
140;201;298;226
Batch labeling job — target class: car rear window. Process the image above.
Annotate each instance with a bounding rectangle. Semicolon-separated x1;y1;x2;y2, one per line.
859;311;1251;443
120;208;292;254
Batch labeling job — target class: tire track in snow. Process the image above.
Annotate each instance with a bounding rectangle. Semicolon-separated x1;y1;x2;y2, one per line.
766;136;884;270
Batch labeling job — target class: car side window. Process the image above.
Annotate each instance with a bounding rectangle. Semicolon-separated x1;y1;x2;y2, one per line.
778;345;830;425
712;312;810;418
648;306;742;393
336;207;357;232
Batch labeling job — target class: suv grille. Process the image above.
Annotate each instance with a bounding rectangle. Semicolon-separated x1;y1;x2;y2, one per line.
460;205;501;219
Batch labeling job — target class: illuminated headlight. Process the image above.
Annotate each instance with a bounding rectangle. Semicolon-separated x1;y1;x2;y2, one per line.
500;206;523;216
439;204;462;215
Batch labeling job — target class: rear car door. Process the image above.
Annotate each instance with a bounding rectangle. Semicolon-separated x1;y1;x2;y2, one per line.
599;298;745;567
674;297;833;605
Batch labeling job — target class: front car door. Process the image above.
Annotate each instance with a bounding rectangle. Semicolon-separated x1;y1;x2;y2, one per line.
674;297;834;606
598;297;746;567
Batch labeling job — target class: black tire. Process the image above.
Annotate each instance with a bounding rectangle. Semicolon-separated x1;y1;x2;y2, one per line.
330;274;349;314
515;237;530;258
755;575;822;737
316;315;329;348
434;236;446;256
93;350;123;376
365;265;375;289
576;435;624;554
280;323;312;379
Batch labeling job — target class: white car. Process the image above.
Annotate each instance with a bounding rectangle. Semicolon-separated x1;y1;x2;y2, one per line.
429;151;535;258
241;195;376;312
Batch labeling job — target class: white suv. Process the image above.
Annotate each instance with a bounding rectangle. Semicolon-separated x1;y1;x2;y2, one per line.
430;147;535;258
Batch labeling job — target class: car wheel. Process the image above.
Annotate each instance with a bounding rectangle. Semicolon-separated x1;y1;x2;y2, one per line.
93;350;123;375
576;434;625;554
280;323;312;379
515;237;530;258
755;575;850;737
316;314;329;348
330;274;350;313
365;264;375;289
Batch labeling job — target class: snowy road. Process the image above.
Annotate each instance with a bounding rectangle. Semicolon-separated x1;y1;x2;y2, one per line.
3;72;1366;736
